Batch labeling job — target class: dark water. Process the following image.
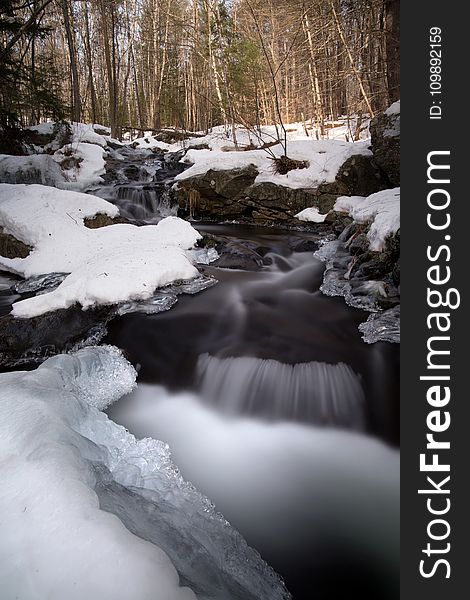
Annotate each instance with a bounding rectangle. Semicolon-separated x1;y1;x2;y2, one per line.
106;223;399;445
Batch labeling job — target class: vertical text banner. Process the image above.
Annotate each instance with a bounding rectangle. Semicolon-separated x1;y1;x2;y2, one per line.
402;1;468;599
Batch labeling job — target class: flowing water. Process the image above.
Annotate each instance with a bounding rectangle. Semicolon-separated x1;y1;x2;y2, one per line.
0;147;398;599
94;149;399;599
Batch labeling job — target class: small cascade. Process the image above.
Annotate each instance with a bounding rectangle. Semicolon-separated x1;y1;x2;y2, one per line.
110;184;177;222
196;353;366;429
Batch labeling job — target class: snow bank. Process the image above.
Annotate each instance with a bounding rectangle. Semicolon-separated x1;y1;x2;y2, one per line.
0;184;201;317
334;188;400;251
0;346;288;600
294;206;328;223
176;139;371;190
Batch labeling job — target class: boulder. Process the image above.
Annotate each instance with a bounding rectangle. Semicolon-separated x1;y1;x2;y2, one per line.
334;154;389;196
370;103;400;186
0;154;65;186
0;227;31;258
0;304;111;367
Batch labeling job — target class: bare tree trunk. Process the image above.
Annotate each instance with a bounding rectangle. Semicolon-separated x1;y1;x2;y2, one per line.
61;0;81;122
385;0;400;103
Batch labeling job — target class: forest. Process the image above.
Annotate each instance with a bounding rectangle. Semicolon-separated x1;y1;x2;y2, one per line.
1;0;399;139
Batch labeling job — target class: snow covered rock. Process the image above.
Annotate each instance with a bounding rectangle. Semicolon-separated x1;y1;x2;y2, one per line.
0;345;290;600
370;101;400;186
53;141;107;190
0;154;66;186
334;188;400;251
0;184;202;317
295;206;328;223
176;139;372;190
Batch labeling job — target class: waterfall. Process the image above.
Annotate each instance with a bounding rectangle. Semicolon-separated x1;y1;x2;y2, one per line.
114;185;176;221
196;353;366;429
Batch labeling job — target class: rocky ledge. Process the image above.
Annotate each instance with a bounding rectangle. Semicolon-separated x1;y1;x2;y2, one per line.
175;152;390;225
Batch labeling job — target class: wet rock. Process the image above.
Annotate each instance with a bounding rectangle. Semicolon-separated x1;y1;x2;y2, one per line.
348;233;369;256
0;227;31;258
123;164;143;181
0;304;111;367
292;239;318;253
370;106;400;186
213;243;265;270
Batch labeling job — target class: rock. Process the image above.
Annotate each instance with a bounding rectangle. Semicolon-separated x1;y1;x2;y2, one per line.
214;241;265;270
335;154;389;196
0;227;31;258
0;305;111;367
370;105;400;186
177;165;259;220
292;239;318;252
348;233;370;256
123;164;143;181
84;213;129;228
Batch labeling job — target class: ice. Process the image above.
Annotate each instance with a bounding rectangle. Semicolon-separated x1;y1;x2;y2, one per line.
359;305;401;344
14;272;68;294
0;346;290;600
189;246;220;265
116;276;217;316
117;293;178;316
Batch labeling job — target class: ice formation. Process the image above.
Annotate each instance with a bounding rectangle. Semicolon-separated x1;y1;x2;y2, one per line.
359;305;400;344
0;346;290;600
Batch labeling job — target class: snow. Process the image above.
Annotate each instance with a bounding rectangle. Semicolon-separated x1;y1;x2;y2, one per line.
295;206;328;223
0;346;288;600
130;116;370;152
0;154;65;186
71;122;108;147
53;141;107;190
334;188;400;251
26;121;55;135
385;100;400;116
0;184;202;317
175;139;372;190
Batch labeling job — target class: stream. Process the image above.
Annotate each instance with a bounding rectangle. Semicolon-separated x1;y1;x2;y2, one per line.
0;146;399;599
97;148;399;599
